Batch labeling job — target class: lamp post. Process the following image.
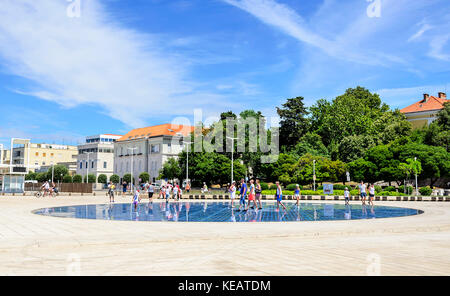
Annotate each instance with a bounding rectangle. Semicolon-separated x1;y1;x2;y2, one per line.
128;147;137;193
313;159;316;192
415;157;418;196
226;136;238;184
182;140;193;187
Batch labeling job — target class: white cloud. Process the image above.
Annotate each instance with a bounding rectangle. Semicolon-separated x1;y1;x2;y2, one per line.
0;0;235;128
408;23;433;42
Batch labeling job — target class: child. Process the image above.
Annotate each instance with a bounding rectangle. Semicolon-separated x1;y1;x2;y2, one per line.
294;184;301;206
133;189;141;211
368;184;375;206
344;187;350;205
165;185;171;201
275;181;287;211
108;181;115;203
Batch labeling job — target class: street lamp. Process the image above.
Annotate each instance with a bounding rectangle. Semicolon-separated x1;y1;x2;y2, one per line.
226;136;239;184
313;159;316;192
182;140;193;187
128;147;137;193
415;157;418;196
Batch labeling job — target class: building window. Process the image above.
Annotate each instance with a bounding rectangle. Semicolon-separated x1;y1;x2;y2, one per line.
91;161;94;169
86;161;88;169
104;162;107;169
168;143;172;153
151;144;159;153
80;162;83;169
50;153;54;157
43;153;46;157
35;152;39;156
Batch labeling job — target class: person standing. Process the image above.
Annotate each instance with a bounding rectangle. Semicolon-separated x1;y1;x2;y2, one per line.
147;182;154;203
132;189;140;211
185;182;191;193
275;181;287;211
229;181;237;208
255;179;262;210
359;181;367;205
294;184;301;207
344;187;350;205
122;181;127;196
238;179;248;212
247;179;258;210
368;184;375;206
108;181;115;203
173;183;179;201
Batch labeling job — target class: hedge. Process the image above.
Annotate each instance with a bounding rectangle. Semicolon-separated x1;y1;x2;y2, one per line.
419;186;432;196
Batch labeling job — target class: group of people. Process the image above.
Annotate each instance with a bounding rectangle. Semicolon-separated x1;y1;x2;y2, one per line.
39;180;58;197
228;179;288;211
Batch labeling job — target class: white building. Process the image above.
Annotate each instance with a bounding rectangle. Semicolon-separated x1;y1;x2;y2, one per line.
76;134;122;183
114;124;193;184
0;139;31;193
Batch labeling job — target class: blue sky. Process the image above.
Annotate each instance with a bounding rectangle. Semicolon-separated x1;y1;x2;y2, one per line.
0;0;449;148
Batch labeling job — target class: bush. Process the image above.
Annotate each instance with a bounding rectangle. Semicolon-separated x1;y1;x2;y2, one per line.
62;175;73;183
286;184;302;191
73;175;82;183
84;174;96;183
123;173;134;184
333;184;347;190
97;174;108;184
269;184;278;190
139;172;150;183
399;185;414;195
260;182;269;190
419;186;432;196
317;185;323;190
384;186;396;192
374;185;382;193
378;191;406;196
110;174;120;184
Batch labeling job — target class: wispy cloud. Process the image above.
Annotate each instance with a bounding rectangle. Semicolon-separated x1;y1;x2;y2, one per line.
0;0;242;128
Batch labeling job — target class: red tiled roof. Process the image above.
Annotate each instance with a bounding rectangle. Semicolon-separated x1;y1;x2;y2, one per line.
400;96;448;114
117;124;194;142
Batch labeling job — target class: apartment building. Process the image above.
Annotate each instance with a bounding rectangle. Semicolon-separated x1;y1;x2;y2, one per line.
400;92;448;129
114;124;194;183
76;134;122;181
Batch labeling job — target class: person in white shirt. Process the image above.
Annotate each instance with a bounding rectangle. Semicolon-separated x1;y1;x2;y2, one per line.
344;187;350;205
229;181;237;208
359;181;367;205
368;184;375;206
147;183;154;203
173;184;179;200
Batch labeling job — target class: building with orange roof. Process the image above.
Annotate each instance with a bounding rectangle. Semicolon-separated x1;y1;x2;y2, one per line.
400;92;448;129
114;124;194;184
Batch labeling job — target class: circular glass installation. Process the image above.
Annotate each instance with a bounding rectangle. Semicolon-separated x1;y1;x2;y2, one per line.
32;201;423;222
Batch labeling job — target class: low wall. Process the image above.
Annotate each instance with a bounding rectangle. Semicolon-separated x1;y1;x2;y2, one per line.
24;183;93;193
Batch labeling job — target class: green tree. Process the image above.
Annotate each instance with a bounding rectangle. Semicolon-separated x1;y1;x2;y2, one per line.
45;165;69;182
84;174;96;183
158;158;182;181
276;96;309;150
337;135;376;163
25;172;37;181
97;174;108;184
110;174;120;184
394;143;450;186
62;175;73;183
139;172;150;183
309;87;388;150
73;174;83;183
36;172;48;182
290;132;329;157
346;158;377;183
123;173;135;184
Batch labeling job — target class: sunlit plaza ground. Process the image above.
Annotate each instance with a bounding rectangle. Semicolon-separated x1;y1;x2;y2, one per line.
1;195;449;276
